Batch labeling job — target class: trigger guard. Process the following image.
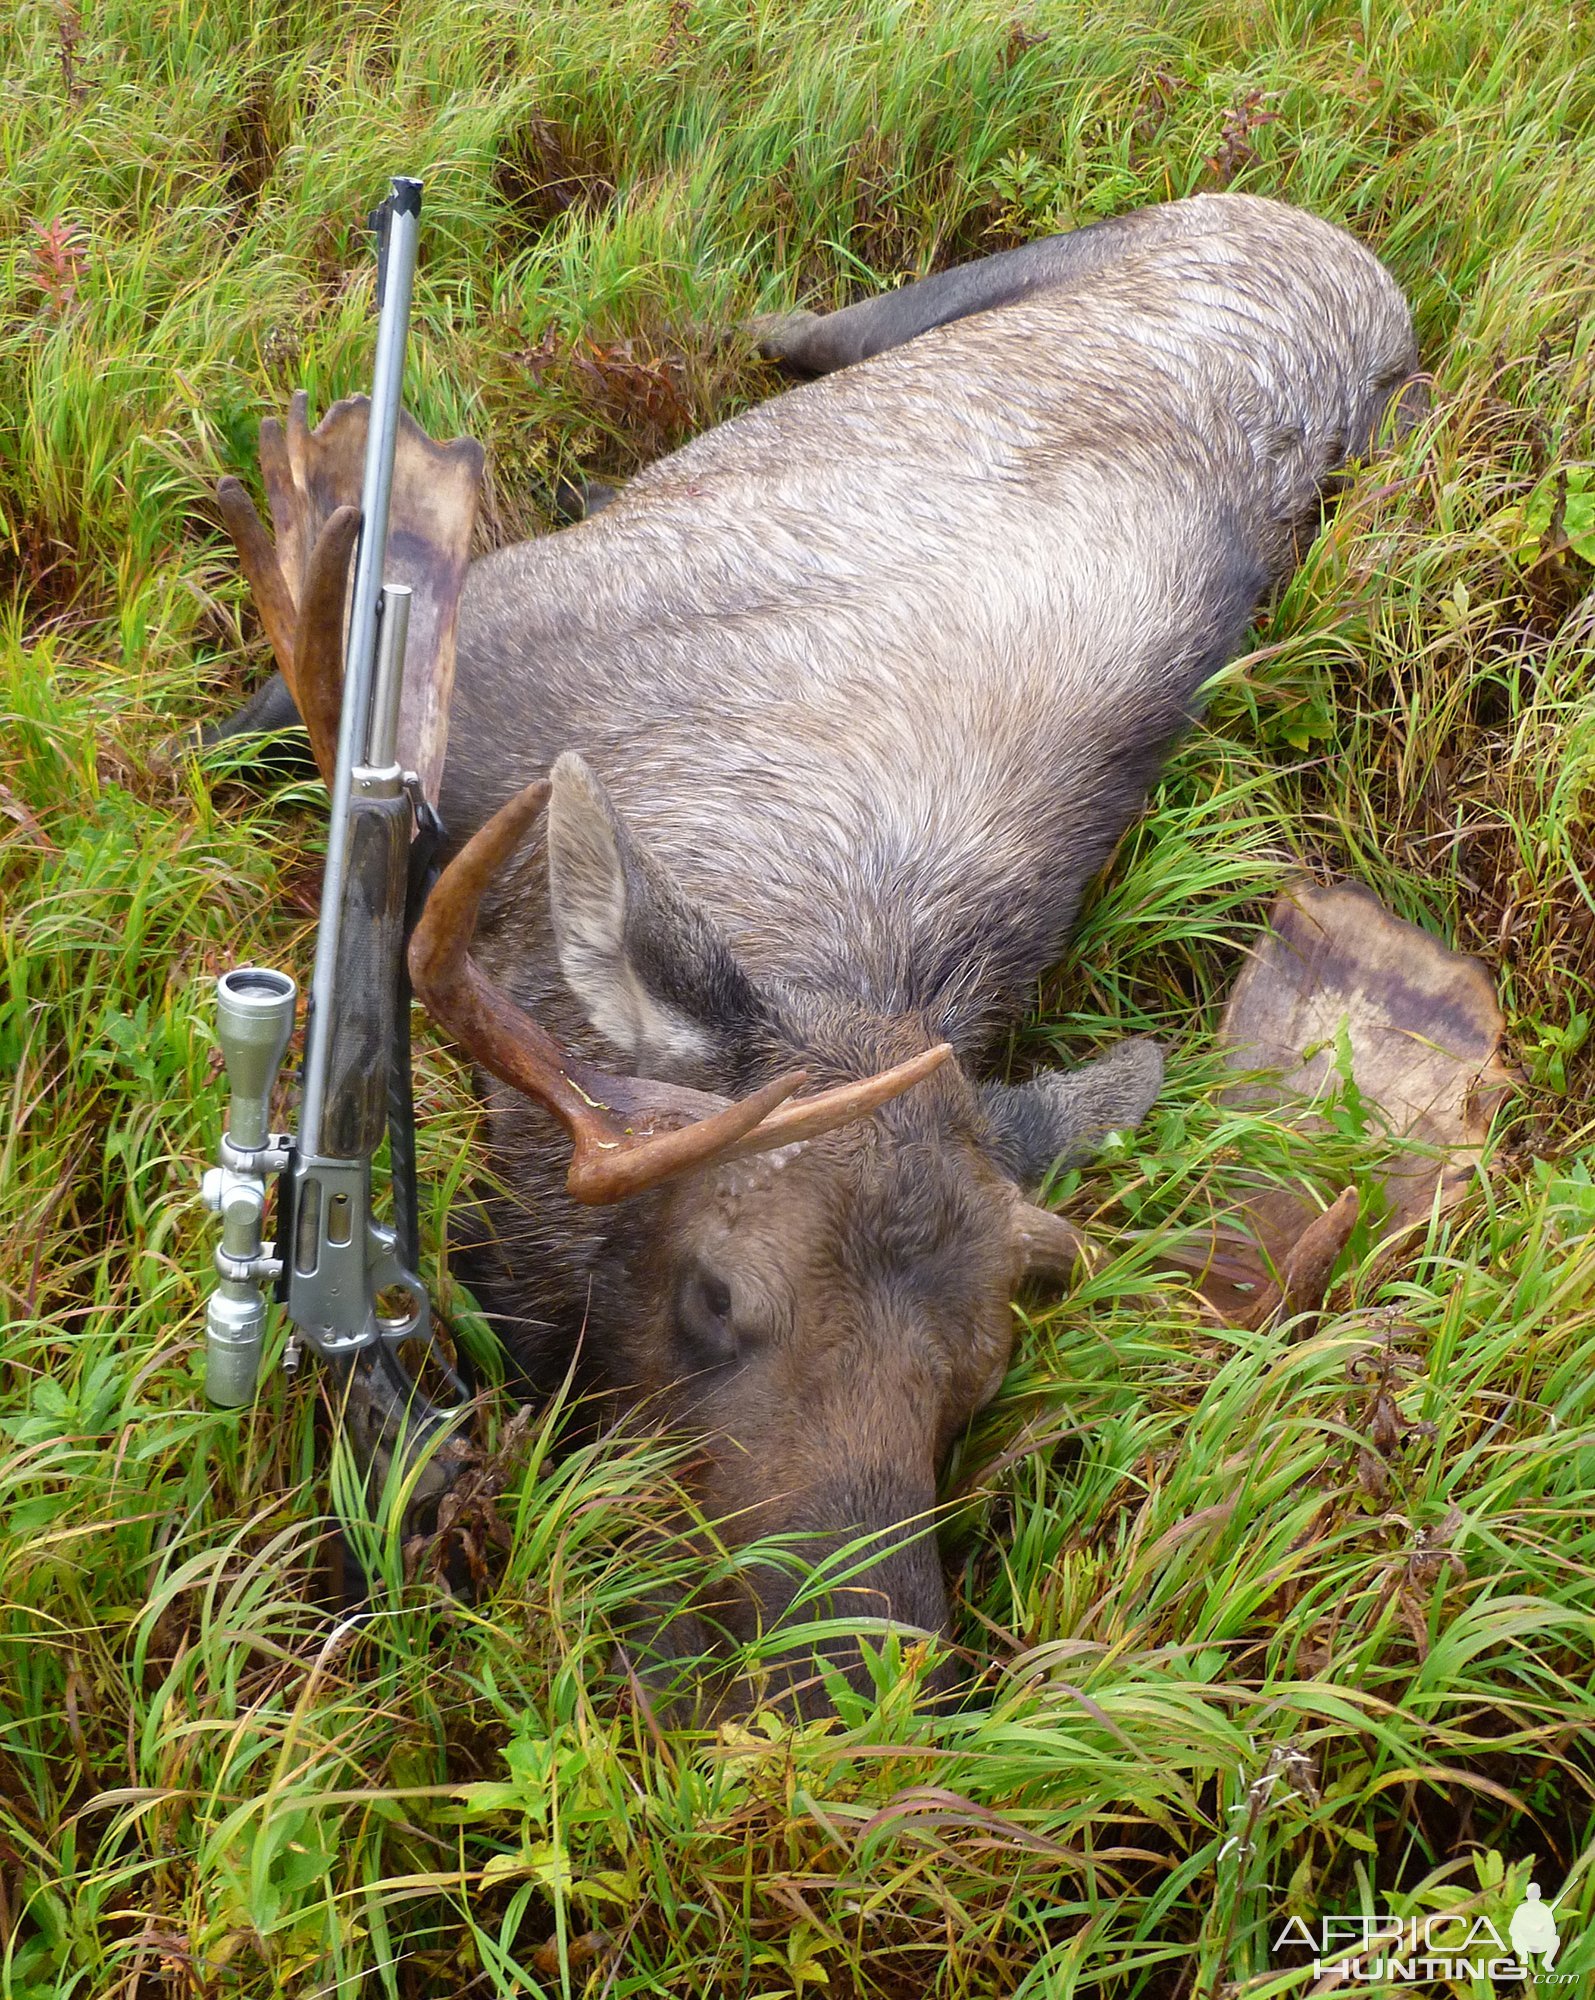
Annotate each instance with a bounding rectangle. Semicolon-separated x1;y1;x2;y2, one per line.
369;1248;431;1346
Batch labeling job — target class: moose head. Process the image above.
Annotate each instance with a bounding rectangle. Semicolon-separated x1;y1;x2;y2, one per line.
410;758;1164;1710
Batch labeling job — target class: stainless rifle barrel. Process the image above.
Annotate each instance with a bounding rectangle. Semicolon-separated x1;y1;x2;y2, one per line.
298;175;421;1160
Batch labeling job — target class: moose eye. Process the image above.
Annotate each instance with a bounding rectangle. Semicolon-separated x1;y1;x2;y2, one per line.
674;1267;739;1371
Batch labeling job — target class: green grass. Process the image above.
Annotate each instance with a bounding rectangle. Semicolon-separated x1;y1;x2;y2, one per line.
3;0;1595;1993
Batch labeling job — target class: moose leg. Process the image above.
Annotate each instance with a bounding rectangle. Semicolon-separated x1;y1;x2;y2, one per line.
199;668;304;752
757;205;1208;375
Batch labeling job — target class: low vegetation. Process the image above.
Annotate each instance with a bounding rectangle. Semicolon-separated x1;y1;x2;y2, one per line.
2;0;1592;1993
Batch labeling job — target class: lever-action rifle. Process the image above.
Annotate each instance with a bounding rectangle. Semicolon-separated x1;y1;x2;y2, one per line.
202;177;466;1459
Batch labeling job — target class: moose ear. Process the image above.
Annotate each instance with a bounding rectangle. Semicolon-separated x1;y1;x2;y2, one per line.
1009;1198;1094;1288
983;1037;1165;1191
546;752;764;1075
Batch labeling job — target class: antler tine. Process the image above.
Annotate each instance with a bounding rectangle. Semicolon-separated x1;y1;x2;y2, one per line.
264;389;313;592
408;780;956;1205
292;504;361;788
710;1039;953;1160
217;476;299;689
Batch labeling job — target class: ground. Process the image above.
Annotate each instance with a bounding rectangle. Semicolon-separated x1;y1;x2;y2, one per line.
1;0;1593;1995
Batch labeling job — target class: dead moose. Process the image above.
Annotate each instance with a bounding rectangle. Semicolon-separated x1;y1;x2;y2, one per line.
215;192;1419;1711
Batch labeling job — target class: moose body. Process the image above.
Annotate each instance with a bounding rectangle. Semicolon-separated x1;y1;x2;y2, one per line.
236;193;1418;1702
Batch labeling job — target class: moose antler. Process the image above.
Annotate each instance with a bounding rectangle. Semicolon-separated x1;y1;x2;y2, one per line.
409;781;955;1204
217;390;483;801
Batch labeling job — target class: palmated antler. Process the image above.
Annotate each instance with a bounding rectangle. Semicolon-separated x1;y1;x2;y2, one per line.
216;475;351;783
409;781;954;1204
216;391;483;800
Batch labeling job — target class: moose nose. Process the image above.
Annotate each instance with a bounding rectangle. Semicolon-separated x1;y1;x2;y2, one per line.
747;1471;955;1715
